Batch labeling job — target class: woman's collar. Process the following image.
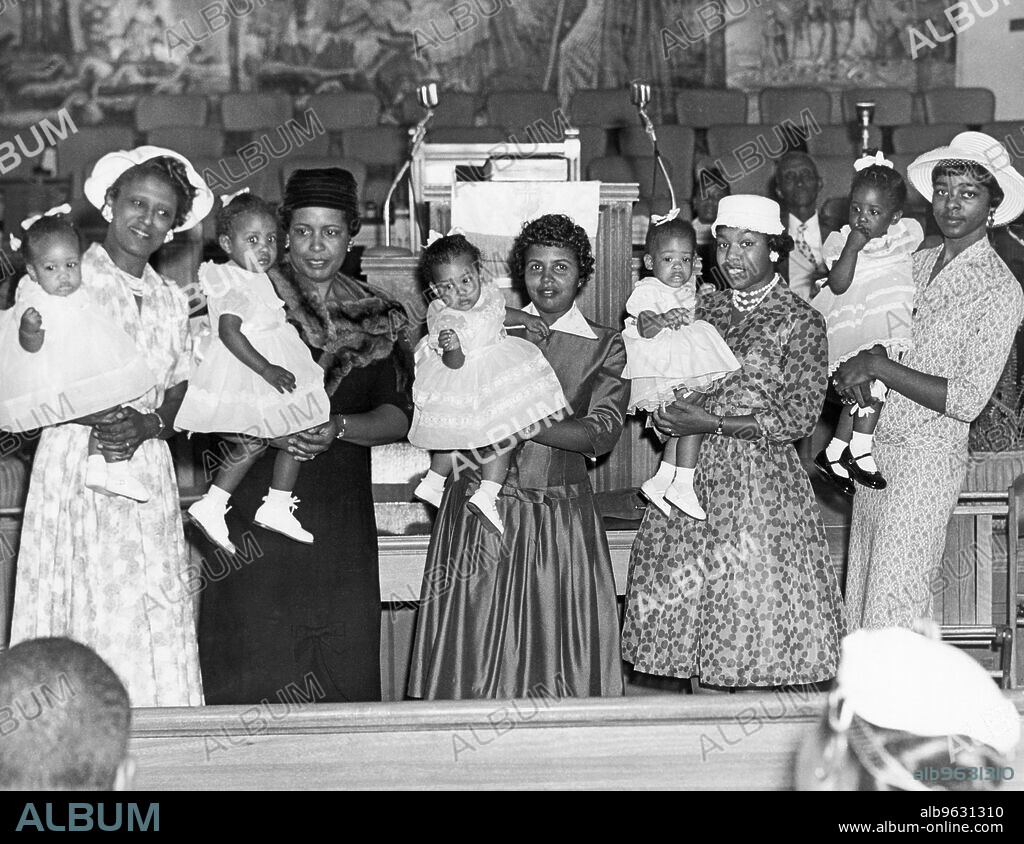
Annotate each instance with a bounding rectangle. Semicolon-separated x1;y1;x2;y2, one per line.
89;243;160;289
522;301;597;339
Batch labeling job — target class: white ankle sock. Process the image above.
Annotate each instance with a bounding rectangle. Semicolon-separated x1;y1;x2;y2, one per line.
674;466;696;491
205;484;231;506
850;432;878;473
266;487;293;504
423;469;446;489
825;437;850;478
478;480;502;502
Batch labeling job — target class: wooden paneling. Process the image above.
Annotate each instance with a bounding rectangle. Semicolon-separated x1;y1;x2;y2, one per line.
127;691;1024;791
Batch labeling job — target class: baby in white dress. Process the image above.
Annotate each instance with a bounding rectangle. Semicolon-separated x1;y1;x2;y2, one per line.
178;191;330;553
0;207;155;501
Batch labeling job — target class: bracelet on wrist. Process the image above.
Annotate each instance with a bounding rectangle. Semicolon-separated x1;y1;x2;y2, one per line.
150;412;166;439
335;415;348;440
714;415;725;436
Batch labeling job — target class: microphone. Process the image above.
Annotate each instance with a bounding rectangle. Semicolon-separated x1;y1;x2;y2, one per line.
630;80;676;211
369;84;438;256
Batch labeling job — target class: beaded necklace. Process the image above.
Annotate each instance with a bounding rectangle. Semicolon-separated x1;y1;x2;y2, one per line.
731;274;780;313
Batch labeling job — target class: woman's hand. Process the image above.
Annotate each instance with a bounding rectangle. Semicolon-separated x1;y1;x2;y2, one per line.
438;329;461;352
75;406;129;427
261;364;297;394
271;418;337;462
519;313;551;341
664;307;692;328
832;350;880;408
92;407;158;461
651;401;718;437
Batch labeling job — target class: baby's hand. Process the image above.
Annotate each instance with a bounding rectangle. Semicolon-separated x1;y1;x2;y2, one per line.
520;313;551;341
20;308;42;333
438;329;461;352
847;227;871;251
261;364;297;393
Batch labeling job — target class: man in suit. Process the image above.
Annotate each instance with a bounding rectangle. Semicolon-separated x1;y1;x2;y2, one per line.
774;151;834;300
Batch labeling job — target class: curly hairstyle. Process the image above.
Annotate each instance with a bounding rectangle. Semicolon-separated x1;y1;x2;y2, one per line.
645;217;697;256
932;159;1004;212
215;192;279;241
850;163;908;210
509;213;595;286
15;214;81;265
765;232;795;261
105;156;197;229
417;233;482;292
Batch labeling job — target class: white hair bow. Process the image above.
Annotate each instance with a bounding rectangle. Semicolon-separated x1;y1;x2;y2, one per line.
9;203;72;251
853;151;893;172
425;226;466;246
220;187;250;206
651;207;681;226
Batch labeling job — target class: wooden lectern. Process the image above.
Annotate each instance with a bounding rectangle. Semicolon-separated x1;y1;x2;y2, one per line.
362;136;658;493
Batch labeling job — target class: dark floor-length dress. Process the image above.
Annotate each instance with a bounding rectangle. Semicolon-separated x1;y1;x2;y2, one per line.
621;281;846;687
197;272;412;704
407;317;629;699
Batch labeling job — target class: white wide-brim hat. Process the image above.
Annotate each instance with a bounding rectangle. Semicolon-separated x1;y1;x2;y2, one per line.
908;131;1024;226
713;194;784;236
84;145;215;232
837;627;1020;756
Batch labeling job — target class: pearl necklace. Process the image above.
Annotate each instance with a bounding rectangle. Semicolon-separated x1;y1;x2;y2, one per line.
731;274;780;313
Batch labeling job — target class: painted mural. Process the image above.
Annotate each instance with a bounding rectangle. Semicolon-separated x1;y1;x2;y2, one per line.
0;0;957;128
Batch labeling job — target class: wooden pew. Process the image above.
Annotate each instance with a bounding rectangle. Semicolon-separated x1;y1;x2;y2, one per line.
128;691;1024;790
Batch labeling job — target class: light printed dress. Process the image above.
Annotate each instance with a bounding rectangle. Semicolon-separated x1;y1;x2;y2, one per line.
11;244;203;707
846;238;1024;629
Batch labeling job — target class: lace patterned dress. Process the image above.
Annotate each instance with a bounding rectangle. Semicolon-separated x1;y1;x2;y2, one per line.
408;281;568;449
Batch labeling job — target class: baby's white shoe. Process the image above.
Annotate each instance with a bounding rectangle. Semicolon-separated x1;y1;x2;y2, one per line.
188;495;236;554
664;481;707;521
85;455;108;495
639;477;672;517
414;476;444;508
98;460;150;503
466;489;503;536
254;491;313;544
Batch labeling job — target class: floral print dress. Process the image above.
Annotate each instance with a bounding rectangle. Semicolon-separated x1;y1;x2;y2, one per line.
846;238;1024;629
621;279;846;687
11;244;203;707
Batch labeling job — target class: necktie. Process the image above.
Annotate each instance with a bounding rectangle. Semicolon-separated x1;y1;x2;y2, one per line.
795;222;819;267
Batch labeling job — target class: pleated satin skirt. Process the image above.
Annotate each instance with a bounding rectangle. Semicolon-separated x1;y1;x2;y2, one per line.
407;467;624;700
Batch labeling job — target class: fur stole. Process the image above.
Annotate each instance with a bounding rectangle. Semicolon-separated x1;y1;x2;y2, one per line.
268;264;411;398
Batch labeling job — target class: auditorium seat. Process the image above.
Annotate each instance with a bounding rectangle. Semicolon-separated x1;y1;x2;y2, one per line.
570;88;638;129
619;125;694;201
400;91;479;127
982;122;1024;165
56;126;137;200
706;123;799;197
486;90;560;134
758;86;833;127
675;88;747;128
306;92;381;129
428;126;507;144
923;87;995;126
339;126;408;164
840;88;915;128
587;155;675;218
888;154;930;209
147;126;225;159
134;94;209;131
815;155;857;206
577;125;611;177
891;123;966;155
805;124;882;157
220;93;295;152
